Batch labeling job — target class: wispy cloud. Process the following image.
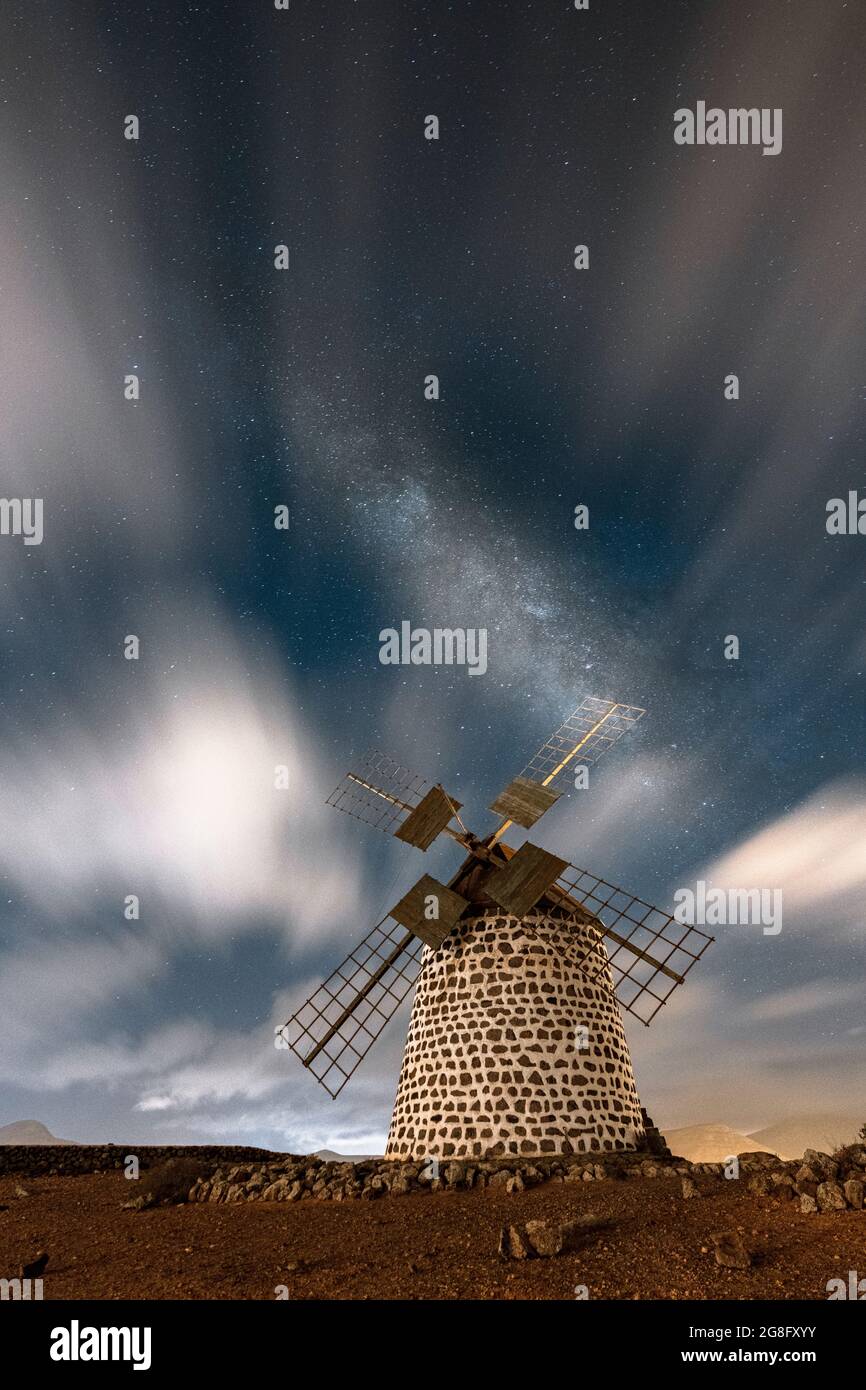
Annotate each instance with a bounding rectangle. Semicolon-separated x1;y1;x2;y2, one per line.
698;779;866;937
0;604;362;946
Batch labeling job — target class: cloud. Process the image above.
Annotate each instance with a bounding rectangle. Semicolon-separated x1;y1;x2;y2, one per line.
747;980;866;1023
625;779;866;1130
696;778;866;937
0;603;363;947
0;935;162;1083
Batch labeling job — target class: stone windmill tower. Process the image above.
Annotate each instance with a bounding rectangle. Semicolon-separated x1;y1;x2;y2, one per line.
281;699;713;1159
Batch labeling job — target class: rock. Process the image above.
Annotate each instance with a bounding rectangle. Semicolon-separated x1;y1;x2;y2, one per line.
802;1148;832;1170
801;1150;839;1180
737;1152;779;1172
747;1173;771;1196
498;1225;530;1260
21;1251;48;1279
770;1174;796;1199
120;1195;148;1211
261;1178;289;1201
795;1165;820;1186
524;1220;564;1257
506;1174;524;1194
681;1177;698;1199
710;1231;753;1270
443;1162;465;1188
843;1179;863;1210
799;1193;818;1214
14;1185;29;1199
816;1181;847;1212
488;1169;512;1189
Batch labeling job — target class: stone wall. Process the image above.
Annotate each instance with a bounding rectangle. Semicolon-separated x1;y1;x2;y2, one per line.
0;1144;283;1178
385;907;645;1160
186;1145;866;1210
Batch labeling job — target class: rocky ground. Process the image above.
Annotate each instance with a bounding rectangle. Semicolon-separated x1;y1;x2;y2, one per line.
0;1145;863;1300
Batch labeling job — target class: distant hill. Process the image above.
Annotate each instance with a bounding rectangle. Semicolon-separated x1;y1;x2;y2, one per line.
0;1120;74;1145
748;1115;862;1161
663;1124;776;1163
315;1149;378;1163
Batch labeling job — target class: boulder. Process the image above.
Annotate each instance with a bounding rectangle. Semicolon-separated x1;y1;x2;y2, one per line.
498;1225;530;1260
710;1230;753;1269
802;1150;839;1180
816;1181;847;1212
769;1173;796;1199
843;1178;863;1210
524;1219;565;1257
443;1162;465;1189
747;1173;772;1196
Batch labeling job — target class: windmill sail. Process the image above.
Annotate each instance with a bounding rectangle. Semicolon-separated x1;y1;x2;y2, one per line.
326;749;464;851
518;697;647;786
545;862;714;1025
489;697;646;837
279;915;424;1098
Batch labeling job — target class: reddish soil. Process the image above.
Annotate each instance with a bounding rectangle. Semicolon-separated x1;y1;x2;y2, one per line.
1;1170;864;1300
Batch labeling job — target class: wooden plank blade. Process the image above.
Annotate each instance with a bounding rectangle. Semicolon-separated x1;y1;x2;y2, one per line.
389;874;469;948
489;776;561;828
485;841;569;919
394;785;463;851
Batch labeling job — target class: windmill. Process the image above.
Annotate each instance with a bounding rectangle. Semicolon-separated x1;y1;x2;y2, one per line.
279;697;713;1160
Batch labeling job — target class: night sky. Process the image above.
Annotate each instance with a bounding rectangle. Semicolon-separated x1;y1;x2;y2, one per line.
0;0;864;1152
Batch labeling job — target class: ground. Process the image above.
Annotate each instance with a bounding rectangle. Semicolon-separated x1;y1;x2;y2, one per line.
2;1170;864;1300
